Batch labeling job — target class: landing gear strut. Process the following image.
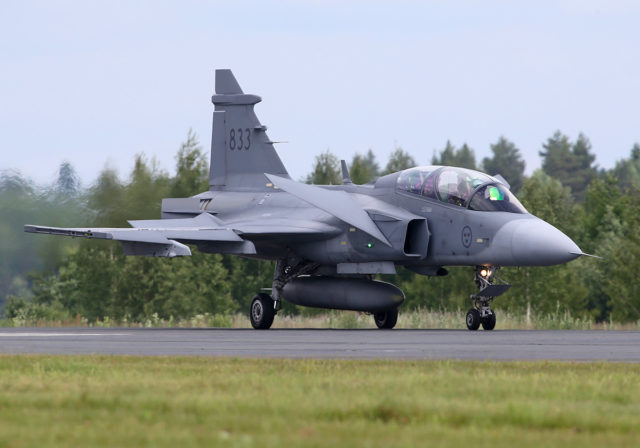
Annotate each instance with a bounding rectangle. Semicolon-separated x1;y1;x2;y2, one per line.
248;256;318;330
465;266;510;331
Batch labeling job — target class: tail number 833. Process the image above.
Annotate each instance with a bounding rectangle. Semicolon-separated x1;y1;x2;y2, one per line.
229;128;251;150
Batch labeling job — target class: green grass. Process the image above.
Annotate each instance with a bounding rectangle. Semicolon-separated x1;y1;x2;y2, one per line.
4;309;640;330
0;356;639;447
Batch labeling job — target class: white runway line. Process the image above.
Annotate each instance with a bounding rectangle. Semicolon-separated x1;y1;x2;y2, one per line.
0;332;130;337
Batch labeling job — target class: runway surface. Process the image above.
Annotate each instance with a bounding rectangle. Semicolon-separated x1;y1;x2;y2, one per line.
1;328;639;361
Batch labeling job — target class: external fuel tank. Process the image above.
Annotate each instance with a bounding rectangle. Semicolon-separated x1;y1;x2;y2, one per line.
282;276;404;312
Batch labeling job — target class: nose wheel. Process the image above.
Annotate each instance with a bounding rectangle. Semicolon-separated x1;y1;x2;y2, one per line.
466;266;509;331
465;309;481;330
465;307;497;331
481;311;496;330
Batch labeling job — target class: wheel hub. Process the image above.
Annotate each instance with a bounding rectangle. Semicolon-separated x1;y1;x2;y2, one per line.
252;301;263;322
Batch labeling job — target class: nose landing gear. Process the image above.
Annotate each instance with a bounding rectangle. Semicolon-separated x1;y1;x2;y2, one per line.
465;266;510;331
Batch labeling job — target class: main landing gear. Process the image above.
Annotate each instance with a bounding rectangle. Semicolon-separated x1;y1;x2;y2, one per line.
373;308;398;329
249;293;275;329
465;266;510;331
249;257;318;330
248;257;401;330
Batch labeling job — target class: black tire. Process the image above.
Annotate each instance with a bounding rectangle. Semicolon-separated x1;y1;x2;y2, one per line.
465;309;481;331
249;293;275;330
481;311;496;331
374;308;398;329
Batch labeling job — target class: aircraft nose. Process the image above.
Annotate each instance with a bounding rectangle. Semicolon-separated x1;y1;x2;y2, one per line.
494;218;582;266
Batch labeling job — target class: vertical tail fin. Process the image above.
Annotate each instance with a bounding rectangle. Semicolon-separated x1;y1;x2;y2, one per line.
209;69;290;190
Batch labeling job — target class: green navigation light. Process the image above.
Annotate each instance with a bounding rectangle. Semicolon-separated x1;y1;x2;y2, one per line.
367;243;374;248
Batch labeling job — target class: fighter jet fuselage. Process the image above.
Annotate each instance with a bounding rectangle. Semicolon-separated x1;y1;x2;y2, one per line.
177;173;580;269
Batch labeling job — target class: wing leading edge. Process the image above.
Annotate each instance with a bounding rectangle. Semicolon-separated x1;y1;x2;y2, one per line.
24;224;194;257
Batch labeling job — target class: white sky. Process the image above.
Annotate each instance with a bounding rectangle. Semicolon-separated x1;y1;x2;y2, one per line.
1;0;639;186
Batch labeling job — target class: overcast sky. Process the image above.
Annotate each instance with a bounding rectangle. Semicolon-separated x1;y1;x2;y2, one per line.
2;0;639;186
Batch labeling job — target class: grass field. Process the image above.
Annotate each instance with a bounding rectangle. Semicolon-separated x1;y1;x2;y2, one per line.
5;309;640;330
0;356;639;447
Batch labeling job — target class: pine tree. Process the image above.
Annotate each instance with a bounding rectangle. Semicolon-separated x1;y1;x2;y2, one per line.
432;141;476;170
349;149;379;184
612;143;640;191
482;136;526;193
55;161;80;197
384;147;416;174
539;131;596;201
170;129;208;197
305;150;341;185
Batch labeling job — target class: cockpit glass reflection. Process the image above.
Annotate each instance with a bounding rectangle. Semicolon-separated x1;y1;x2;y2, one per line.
397;166;527;214
397;169;433;195
435;168;490;207
468;184;527;213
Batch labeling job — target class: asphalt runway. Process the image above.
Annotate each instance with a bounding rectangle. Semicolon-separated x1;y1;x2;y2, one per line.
1;328;639;361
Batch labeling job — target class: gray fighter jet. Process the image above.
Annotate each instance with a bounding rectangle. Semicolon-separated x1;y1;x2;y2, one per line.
25;69;587;330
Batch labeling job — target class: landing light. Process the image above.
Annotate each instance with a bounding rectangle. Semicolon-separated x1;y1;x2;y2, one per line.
480;269;488;278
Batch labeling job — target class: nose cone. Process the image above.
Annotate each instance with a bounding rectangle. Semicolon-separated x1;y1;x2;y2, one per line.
493;218;581;266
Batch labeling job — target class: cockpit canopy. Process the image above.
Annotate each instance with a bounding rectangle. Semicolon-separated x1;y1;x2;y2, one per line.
396;166;527;213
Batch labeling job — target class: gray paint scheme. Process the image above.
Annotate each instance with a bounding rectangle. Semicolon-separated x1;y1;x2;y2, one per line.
24;69;585;324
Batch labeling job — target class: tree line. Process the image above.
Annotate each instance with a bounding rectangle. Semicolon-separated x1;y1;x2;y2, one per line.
2;130;640;323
